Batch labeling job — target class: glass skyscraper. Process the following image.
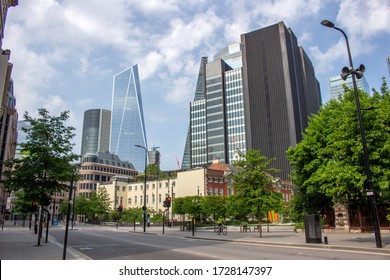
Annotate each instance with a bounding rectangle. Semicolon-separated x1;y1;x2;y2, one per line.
110;65;148;172
80;109;111;159
183;44;246;169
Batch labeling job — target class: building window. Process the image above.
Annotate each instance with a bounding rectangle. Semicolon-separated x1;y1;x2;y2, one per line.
128;186;132;191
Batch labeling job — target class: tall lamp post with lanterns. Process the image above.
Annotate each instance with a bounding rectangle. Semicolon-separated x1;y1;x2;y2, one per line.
135;144;147;233
321;19;382;248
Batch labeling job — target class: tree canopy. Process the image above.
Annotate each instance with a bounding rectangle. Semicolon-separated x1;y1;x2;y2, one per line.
287;78;390;215
229;149;283;235
3;108;79;202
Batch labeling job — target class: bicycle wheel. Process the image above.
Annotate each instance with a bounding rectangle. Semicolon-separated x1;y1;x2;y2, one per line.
222;226;227;235
216;227;221;235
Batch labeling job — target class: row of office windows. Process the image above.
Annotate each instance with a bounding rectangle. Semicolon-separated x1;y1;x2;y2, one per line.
225;69;242;82
81;165;137;176
78;183;97;190
82;157;134;170
207;176;225;183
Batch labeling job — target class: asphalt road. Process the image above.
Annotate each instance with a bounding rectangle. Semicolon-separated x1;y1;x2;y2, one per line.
48;227;390;260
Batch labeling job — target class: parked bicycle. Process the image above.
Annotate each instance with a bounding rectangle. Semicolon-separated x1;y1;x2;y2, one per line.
216;224;227;235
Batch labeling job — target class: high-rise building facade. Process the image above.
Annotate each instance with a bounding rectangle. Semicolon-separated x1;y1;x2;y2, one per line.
182;57;207;170
183;45;247;169
241;22;321;179
80;109;111;159
328;75;370;100
183;22;321;180
110;65;148;172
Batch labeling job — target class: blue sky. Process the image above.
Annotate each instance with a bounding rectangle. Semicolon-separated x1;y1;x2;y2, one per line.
4;0;390;170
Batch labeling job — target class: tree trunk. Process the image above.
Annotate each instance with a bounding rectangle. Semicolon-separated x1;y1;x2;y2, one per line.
267;212;270;232
258;206;262;238
37;205;44;245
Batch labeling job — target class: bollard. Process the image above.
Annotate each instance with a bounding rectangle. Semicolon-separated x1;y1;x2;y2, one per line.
324;236;328;244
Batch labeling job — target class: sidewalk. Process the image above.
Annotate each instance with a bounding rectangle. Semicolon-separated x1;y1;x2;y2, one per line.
0;221;85;260
125;224;390;255
1;221;389;260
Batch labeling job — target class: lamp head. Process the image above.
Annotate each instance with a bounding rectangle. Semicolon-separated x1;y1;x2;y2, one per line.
355;64;365;79
321;20;335;28
340;66;350;81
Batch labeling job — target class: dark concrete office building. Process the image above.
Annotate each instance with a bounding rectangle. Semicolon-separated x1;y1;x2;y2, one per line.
241;22;321;179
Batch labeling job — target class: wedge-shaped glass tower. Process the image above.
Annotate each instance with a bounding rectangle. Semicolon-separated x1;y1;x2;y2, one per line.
110;65;147;172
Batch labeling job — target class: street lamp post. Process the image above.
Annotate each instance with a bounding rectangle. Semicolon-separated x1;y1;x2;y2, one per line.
321;20;382;248
135;144;147;233
63;173;74;260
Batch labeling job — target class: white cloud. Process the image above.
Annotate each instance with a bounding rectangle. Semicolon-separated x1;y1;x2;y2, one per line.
43;95;68;114
126;0;180;14
299;32;313;43
309;39;348;74
165;76;194;104
249;0;325;27
156;10;223;66
337;0;390;39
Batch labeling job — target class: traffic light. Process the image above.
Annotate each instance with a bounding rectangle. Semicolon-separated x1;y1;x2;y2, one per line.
31;202;38;212
166;196;171;208
118;204;123;212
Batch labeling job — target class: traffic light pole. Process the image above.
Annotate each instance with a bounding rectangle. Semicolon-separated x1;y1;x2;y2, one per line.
163;209;167;235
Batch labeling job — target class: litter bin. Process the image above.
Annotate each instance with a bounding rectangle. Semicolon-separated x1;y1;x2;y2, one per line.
304;214;322;243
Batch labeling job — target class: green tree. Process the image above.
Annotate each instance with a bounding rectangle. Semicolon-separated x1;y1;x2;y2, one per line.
287;79;390;217
229;149;282;237
11;190;35;219
182;196;204;220
172;197;186;228
203;195;227;223
226;194;252;224
3;109;79;244
90;187;111;221
146;163;160;179
74;195;91;223
59;199;69;219
120;207;143;223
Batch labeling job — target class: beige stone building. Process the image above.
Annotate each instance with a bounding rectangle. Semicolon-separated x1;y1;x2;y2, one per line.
97;160;235;220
